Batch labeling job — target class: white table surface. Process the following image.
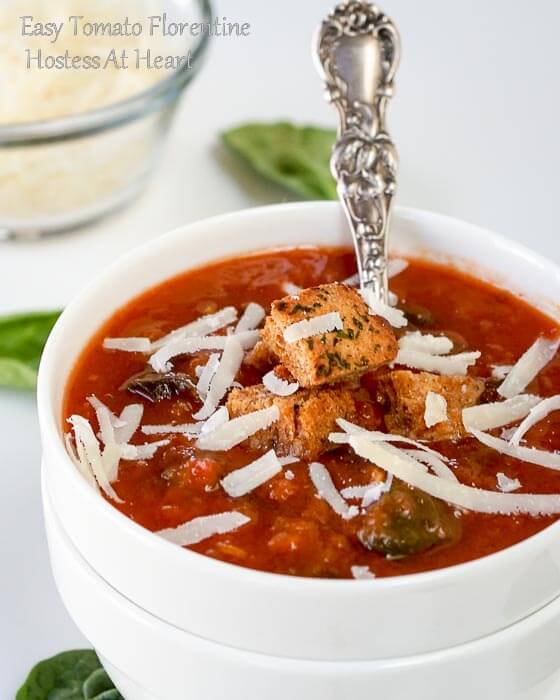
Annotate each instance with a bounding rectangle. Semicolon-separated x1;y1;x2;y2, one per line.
2;0;560;694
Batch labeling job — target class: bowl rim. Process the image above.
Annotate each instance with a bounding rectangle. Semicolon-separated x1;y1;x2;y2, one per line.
38;200;560;595
0;0;212;147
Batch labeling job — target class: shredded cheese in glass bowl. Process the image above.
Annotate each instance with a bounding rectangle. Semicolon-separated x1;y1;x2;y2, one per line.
0;0;212;237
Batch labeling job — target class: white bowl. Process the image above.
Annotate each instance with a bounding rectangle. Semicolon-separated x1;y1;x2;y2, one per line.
43;467;560;700
38;202;560;662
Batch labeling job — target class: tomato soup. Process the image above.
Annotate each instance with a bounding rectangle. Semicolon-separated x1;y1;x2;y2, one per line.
63;247;560;578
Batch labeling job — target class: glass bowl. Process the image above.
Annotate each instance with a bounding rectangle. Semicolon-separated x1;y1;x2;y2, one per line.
0;0;212;239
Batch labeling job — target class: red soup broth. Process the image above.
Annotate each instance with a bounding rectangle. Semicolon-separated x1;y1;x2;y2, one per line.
63;247;560;579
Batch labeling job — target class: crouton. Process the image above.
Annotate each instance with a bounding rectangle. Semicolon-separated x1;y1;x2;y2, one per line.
226;383;357;460
244;340;277;372
378;370;485;441
261;283;397;388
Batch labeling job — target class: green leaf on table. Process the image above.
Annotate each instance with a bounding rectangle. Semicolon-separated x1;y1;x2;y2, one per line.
16;649;122;700
222;122;337;200
0;310;61;389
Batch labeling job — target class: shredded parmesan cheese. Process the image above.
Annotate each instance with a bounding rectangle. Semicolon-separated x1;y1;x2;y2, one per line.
86;396;122;480
64;432;97;488
87;396;143;446
341;484;381;500
278;456;300;466
142;407;229;438
363;475;394;506
235;303;265;333
157;512;251;547
200;406;230;435
469;429;560;470
86;395;166;478
282;282;302;295
360;288;408;328
196;354;220;399
491;364;513;381
103;337;151;353
0;0;172;125
393;330;480;375
114;404;144;444
122;440;170;461
142;423;202;436
193;337;244;420
221;450;282;497
283;312;343;344
262;369;299;397
309;462;358;520
350;436;560;515
67;415;122;502
394;348;481;376
341;474;393;506
498;336;560;399
150;307;238;351
332;418;451;461
150;337;229;373
351;565;376;580
87;395;117;446
424;392;448;428
0;0;184;222
462;394;541;432
399;332;454;356
501;426;517;441
497;472;521;493
509;395;560;446
402;449;458;482
196;405;280;451
149;331;259;373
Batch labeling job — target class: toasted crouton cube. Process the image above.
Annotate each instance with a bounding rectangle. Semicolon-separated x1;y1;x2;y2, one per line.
226;383;357;460
244;340;277;372
261;283;397;388
378;370;485;441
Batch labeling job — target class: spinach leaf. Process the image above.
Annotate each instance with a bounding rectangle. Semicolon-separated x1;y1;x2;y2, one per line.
222;122;337;200
16;650;122;700
0;310;61;389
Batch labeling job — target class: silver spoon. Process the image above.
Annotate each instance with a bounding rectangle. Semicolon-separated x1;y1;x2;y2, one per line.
314;1;401;304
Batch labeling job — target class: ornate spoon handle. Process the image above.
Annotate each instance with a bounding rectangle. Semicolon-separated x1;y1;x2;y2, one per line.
314;1;401;303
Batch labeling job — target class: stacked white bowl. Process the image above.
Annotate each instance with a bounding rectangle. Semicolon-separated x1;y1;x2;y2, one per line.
38;203;560;700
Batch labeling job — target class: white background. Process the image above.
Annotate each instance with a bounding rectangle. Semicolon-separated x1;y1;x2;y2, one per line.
1;0;559;694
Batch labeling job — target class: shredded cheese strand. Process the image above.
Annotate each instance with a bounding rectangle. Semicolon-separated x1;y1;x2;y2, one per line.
150;307;238;351
424;391;448;428
193;337;244;421
221;450;282;497
509;395;560;446
149;331;259;373
157;512;251;547
196;405;280;451
360;288;408;328
350;436;560;515
235;303;265;333
103;337;152;353
309;462;358;520
67;415;123;503
470;429;560;470
463;395;541;432
394;347;481;376
283;312;343;344
498;336;560;399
